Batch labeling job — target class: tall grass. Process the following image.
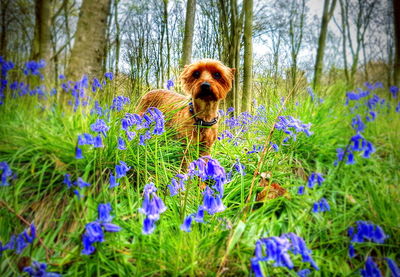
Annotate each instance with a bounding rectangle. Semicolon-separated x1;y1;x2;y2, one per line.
0;66;399;276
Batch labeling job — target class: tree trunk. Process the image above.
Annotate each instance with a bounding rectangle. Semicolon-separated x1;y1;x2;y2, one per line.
114;0;120;76
393;0;400;86
312;0;337;90
31;0;52;62
0;0;10;59
66;0;111;80
180;0;196;68
241;0;253;112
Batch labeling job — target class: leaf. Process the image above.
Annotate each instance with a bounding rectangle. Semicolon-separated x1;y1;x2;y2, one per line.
226;220;246;254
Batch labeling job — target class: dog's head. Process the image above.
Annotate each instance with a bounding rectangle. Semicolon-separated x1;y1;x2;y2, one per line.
180;59;235;101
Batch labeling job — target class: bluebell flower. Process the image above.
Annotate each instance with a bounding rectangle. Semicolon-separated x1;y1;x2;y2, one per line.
194;206;205;223
23;261;60;277
121;113;142;130
180;215;193;232
365;111;376;122
63;174;72;188
385;258;400;277
139;131;152;145
307;87;315;101
0;57;15;77
307;173;324;188
361;256;382;277
233;159;246;176
92;78;102;92
202;186;225;215
0;161;12;186
23;60;46;79
334;148;354;166
78;133;94;145
367;94;381;110
50;88;57;96
298;186;305;195
297;269;311;277
111;96;130;111
348;221;388;244
345;90;370;105
58;74;65;79
93;135;104;148
115;161;130;178
2;224;35;254
82;203;121;255
247;145;264;154
275;116;312;142
351;115;365;132
396;102;400;113
126;130;136;141
75;147;84;159
118;137;126;150
166;79;174;90
312;198;330;213
390;85;399;98
270;142;279;152
104;72;113;81
284;233;319;270
91;119;109;136
348;244;355;258
139;183;167;234
75;177;91;188
227;107;235;113
109;173;119;189
73;189;83;199
168;174;187;196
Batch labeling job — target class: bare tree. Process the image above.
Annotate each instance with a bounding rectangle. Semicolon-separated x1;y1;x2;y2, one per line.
180;0;197;67
312;0;337;90
66;0;111;80
31;0;52;62
393;0;400;86
242;0;253;112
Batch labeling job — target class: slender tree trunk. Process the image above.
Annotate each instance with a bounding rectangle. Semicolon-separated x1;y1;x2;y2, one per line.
393;0;400;86
66;0;111;80
31;0;52;62
0;0;10;59
180;0;196;68
242;0;253;112
114;0;120;76
312;0;337;90
164;0;170;80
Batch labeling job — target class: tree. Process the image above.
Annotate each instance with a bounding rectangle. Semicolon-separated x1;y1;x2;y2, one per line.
180;0;196;68
242;0;253;112
393;0;400;86
31;0;52;62
312;0;337;90
66;0;111;80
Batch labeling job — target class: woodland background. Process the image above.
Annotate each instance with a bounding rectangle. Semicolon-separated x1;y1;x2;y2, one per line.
1;0;399;110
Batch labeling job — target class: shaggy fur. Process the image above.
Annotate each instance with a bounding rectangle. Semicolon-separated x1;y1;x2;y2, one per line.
138;59;235;156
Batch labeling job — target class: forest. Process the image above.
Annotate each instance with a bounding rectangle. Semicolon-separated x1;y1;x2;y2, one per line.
0;0;399;276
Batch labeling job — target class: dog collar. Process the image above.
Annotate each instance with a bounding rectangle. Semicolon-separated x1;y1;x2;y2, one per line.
188;102;219;126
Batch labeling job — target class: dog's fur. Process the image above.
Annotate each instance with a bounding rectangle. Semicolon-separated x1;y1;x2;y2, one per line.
138;59;235;156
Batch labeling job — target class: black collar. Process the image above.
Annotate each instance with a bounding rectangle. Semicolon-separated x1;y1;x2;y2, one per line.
189;101;219;126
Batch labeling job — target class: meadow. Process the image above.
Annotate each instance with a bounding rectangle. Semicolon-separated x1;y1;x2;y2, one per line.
0;58;399;276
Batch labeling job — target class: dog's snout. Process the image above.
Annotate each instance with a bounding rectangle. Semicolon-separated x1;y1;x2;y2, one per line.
200;82;211;91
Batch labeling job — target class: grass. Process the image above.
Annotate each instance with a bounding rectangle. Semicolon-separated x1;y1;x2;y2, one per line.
0;71;399;276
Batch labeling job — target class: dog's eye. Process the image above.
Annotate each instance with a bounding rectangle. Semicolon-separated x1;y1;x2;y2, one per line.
192;71;201;78
213;72;221;80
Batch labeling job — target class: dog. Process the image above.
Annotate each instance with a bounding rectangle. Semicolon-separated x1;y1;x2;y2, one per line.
138;59;235;157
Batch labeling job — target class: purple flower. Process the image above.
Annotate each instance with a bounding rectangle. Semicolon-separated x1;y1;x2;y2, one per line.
92;78;102;92
109;173;119;189
233;159;246;176
396;102;400;113
0;161;13;186
385;258;400;277
366;111;376;122
75;147;84;159
348;244;355;258
111;96;130;111
115;161;131;178
63;174;72;188
297;186;305;195
139;183;167;234
390;85;399;98
270;142;279;152
93;135;104;148
297;269;311;277
348;221;388;244
361;256;382;277
166;79;174;90
307;173;324;188
284;233;318;270
334;148;354;166
82;203;120;255
351;115;365;133
75;177;91;188
23;60;46;79
168;174;187;196
180;215;193;232
312;198;330;213
2;224;35;255
23;261;60;277
104;72;114;81
90;119;109;136
275;116;312;142
117;137;126;150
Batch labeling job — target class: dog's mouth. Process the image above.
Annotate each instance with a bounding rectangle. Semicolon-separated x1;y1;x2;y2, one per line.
194;82;217;101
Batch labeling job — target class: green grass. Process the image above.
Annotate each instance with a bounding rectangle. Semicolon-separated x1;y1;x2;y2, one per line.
0;77;399;276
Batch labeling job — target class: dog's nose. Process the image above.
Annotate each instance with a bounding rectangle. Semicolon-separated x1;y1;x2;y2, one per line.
200;82;211;91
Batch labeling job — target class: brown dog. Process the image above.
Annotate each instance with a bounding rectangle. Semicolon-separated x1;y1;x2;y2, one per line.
138;59;235;156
